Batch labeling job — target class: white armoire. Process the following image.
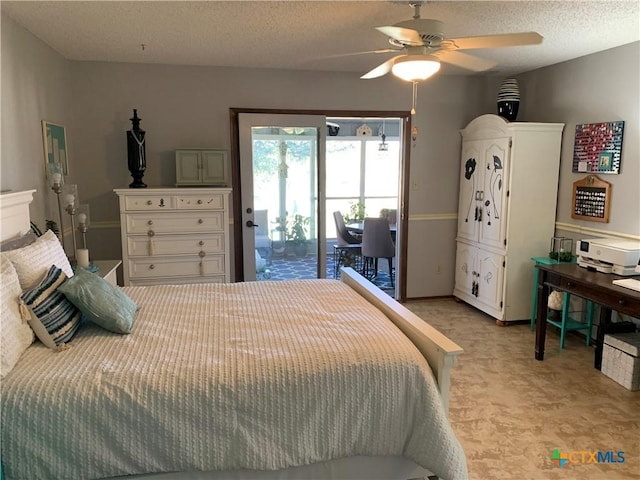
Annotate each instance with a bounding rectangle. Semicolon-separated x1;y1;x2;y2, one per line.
453;114;564;324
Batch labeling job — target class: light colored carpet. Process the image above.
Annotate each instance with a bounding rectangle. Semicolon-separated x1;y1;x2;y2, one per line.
406;298;640;480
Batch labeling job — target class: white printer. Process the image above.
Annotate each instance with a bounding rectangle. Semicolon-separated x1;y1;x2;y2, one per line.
576;238;640;275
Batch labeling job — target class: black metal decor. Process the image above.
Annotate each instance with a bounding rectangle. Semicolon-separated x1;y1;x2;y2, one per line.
126;109;147;188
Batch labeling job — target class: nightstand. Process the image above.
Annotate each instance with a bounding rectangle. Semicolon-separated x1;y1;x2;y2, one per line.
92;260;122;286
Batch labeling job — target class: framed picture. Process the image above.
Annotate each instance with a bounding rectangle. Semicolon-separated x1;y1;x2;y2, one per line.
41;120;68;177
572;121;624;174
598;152;614;172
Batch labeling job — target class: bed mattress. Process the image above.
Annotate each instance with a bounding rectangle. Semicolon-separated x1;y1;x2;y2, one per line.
1;279;467;480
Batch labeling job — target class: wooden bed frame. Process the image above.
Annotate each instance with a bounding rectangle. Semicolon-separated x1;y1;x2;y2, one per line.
1;189;464;480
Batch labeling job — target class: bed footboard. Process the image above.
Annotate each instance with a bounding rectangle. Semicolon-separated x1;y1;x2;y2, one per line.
340;267;463;414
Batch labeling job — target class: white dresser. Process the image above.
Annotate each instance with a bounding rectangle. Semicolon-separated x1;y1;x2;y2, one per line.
453;114;564;324
114;187;231;286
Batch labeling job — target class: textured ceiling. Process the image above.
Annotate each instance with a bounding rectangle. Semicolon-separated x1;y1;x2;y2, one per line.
2;1;639;77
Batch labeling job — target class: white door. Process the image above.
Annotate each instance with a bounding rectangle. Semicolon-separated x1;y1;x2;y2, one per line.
457;140;482;243
479;138;510;249
239;113;327;281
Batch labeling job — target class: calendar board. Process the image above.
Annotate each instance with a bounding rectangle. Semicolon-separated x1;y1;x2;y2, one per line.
572;121;624;174
571;175;611;223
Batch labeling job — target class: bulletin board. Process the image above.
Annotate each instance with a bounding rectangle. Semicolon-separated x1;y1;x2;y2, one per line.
571;175;611;223
572;121;624;174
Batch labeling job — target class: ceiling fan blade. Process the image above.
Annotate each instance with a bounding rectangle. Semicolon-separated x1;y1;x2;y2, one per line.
375;25;423;46
435;50;496;72
445;32;543;50
361;56;399;79
323;48;400;59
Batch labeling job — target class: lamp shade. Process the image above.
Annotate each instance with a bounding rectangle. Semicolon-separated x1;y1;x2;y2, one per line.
392;55;441;82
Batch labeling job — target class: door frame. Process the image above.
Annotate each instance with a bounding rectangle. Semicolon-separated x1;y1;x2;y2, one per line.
230;108;412;302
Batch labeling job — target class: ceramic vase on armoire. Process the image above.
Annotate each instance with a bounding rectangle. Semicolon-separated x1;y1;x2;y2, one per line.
497;78;520;122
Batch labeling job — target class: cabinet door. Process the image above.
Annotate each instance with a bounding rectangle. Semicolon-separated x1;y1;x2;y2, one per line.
479;138;510;249
201;150;229;185
454;241;476;296
176;151;202;184
457;140;482;242
476;248;504;311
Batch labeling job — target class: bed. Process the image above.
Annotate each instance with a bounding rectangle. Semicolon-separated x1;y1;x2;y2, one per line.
0;190;467;480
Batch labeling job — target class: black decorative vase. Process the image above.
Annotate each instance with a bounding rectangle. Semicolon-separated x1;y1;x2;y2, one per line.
497;78;520;122
497;100;520;122
126;109;147;188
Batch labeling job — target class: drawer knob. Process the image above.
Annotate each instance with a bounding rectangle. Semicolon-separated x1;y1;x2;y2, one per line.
147;220;153;225
197;199;203;205
199;240;204;246
567;281;573;287
147;200;153;205
619;299;626;306
198;219;204;224
147;230;155;237
199;250;206;258
149;264;155;270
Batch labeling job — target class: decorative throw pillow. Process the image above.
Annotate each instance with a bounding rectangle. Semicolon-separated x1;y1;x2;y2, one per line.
20;265;82;350
58;267;138;334
2;230;73;290
1;256;34;377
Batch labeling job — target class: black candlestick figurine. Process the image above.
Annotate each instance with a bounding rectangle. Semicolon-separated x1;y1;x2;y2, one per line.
127;109;147;188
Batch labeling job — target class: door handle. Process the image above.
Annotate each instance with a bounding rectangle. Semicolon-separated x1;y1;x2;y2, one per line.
246;220;259;228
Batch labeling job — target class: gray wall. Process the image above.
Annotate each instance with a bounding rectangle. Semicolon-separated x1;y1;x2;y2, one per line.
1;12;73;228
2;11;638;298
518;42;640;243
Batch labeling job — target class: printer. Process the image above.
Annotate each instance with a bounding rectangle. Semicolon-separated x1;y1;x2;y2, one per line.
576;238;640;275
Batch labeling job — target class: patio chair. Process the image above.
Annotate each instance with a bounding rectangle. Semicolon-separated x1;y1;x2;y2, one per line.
361;216;395;287
332;211;363;278
254;209;272;265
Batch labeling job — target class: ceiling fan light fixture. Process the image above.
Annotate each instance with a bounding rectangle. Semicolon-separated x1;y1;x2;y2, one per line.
391;55;441;82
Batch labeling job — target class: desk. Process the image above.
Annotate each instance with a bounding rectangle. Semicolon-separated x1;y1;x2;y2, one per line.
535;263;640;368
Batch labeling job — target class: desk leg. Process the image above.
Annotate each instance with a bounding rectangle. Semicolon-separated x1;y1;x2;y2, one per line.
530;267;540;331
594;307;612;370
535;270;550;361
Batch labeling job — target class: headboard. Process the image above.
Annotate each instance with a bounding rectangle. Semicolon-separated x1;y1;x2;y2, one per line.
0;190;36;242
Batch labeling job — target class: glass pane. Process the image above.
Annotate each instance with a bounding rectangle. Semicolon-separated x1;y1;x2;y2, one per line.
364;139;400;197
326;140;361;197
251;129;318;281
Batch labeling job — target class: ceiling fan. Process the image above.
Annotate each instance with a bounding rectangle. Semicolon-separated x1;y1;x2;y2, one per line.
361;1;543;81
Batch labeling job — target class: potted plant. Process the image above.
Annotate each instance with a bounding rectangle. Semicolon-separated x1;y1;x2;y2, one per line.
285;214;310;257
343;202;365;224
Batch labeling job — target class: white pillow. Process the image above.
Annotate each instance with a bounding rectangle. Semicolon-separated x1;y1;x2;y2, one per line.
1;255;34;378
2;230;73;290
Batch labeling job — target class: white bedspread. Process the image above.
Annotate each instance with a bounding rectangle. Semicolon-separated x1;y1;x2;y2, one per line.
1;280;467;480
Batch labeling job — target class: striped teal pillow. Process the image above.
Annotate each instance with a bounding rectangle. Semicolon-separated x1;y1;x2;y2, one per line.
20;265;82;350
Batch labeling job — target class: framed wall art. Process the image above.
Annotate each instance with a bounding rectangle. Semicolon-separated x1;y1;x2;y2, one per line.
572;120;624;174
42;120;68;177
571;175;611;223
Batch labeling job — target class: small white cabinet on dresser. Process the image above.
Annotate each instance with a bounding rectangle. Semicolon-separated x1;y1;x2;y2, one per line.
175;149;229;186
453;114;564;324
114;187;231;286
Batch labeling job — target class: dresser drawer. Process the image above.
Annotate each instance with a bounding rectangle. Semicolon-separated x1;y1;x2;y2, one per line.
122;195;177;211
127;234;225;256
128;275;227;286
125;212;224;234
176;193;226;210
128;255;226;279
